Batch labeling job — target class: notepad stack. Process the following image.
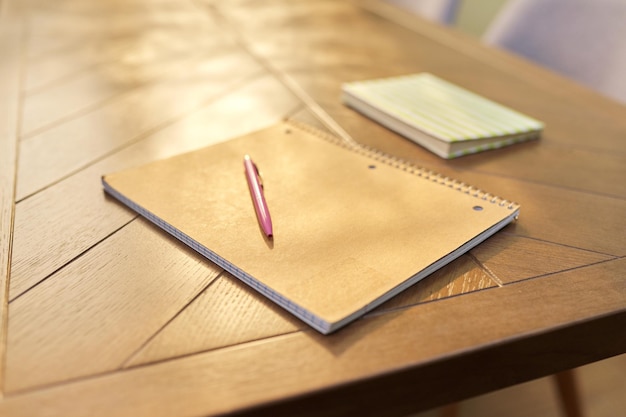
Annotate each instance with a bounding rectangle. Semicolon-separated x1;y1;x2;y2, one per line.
342;73;544;158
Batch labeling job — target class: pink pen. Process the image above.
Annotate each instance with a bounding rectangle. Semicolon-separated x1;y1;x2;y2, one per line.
243;155;273;237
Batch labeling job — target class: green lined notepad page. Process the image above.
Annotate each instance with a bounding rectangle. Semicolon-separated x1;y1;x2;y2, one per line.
342;73;543;158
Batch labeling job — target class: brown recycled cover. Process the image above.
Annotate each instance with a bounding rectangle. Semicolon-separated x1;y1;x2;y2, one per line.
102;121;519;333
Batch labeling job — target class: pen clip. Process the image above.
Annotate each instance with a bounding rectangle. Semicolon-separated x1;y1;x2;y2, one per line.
252;161;264;189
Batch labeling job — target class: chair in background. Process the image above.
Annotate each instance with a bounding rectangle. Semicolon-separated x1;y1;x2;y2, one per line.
483;0;626;104
384;0;460;25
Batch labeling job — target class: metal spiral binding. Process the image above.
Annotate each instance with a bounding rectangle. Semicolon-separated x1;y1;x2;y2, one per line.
286;120;520;212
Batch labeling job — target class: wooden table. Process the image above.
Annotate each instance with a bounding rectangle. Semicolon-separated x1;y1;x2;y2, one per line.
1;0;624;416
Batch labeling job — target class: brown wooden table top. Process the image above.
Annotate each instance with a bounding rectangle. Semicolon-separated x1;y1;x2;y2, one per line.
1;0;624;416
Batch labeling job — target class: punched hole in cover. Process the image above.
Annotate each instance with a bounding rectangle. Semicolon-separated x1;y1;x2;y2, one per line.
473;206;483;211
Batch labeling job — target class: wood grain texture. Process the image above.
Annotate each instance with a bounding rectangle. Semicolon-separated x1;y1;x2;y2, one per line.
471;234;615;284
127;253;497;367
22;52;200;137
10;74;301;299
378;254;498;310
5;217;222;393
23;2;219;93
0;0;23;396
125;274;304;367
17;50;262;200
0;258;624;417
23;0;214;60
20;4;236;136
3;0;626;415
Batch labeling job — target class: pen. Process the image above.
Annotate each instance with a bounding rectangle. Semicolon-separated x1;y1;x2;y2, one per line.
243;155;273;237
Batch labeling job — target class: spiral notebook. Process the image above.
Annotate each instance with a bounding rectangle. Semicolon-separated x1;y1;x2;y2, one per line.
102;122;520;334
342;73;544;158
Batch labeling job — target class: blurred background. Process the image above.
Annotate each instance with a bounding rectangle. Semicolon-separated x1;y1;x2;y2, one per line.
388;0;626;104
453;0;509;36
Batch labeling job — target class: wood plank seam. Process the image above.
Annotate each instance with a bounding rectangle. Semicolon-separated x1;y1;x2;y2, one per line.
467;252;504;287
497;257;622;289
120;270;228;368
19;52;215;141
0;0;26;398
3;328;305;398
197;0;357;145
283;102;308;121
23;32;225;97
8;216;138;303
120;330;306;374
504;232;621;258
15;69;267;205
23;55;183;98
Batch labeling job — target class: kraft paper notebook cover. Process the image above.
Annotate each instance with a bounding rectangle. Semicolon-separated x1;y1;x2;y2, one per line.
102;122;520;334
342;73;544;158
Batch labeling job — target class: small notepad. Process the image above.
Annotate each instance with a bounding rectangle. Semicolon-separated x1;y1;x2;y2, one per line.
342;73;544;158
